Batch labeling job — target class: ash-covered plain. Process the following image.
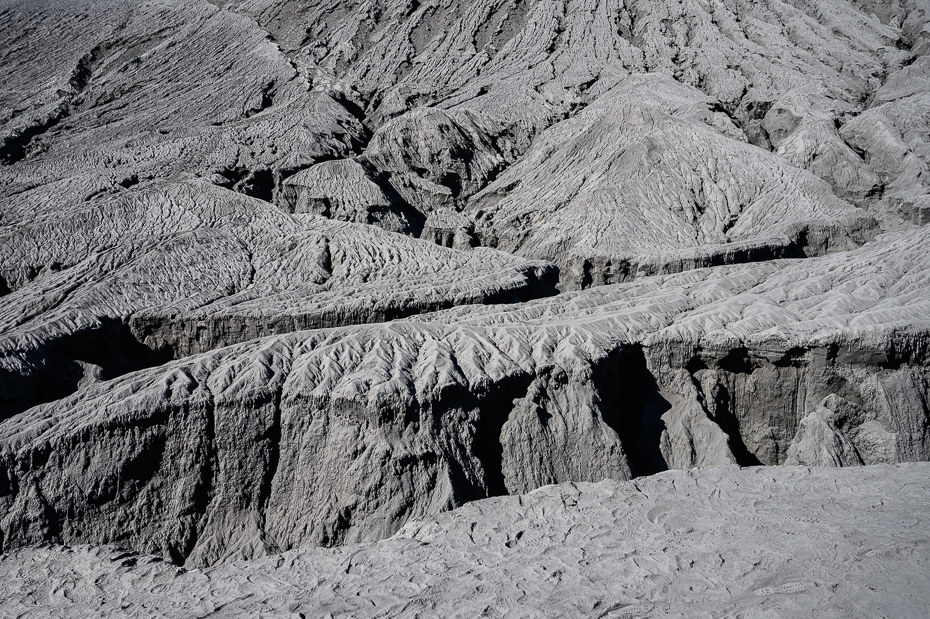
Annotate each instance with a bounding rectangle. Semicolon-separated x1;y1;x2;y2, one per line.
2;464;929;618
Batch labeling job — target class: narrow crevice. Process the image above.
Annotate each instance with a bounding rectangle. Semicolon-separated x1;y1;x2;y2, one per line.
717;347;758;374
682;345;812;467
689;349;759;466
568;235;808;291
69;45;101;96
596;345;672;477
471;374;535;498
344;158;427;236
330;89;372;133
701;380;763;467
1;43;103;165
243;80;277;118
0;260;558;422
214;165;277;203
126;260;557;363
217;91;373;211
183;400;218;566
257;388;283;515
721;214;740;235
0;107;68;165
617;2;637;43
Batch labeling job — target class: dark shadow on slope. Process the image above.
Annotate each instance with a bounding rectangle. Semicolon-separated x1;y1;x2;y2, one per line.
566;236;809;291
595;345;671;477
57;320;174;381
1;261;557;421
470;374;534;498
0;320;173;421
0;111;66;165
685;350;766;467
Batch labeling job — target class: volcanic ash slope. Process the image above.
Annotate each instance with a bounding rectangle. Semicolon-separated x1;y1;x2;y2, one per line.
0;180;554;419
1;0;930;589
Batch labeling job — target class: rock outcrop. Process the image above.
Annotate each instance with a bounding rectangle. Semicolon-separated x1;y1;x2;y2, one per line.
841;55;930;228
0;180;554;418
237;0;917;248
1;228;927;565
465;74;878;288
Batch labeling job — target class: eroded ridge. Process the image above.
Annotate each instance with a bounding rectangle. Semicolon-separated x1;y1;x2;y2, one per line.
0;181;555;418
1;228;927;565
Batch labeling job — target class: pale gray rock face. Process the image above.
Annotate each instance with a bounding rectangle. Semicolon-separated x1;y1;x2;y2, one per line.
1;228;928;566
422;207;477;249
784;400;866;467
1;464;928;618
0;0;368;217
841;55;930;228
235;0;912;237
1;0;930;592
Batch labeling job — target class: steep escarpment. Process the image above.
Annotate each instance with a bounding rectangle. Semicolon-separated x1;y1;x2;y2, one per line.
0;180;554;418
1;229;927;566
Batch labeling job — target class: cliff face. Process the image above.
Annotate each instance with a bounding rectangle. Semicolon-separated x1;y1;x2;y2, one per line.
1;0;929;571
1;228;927;566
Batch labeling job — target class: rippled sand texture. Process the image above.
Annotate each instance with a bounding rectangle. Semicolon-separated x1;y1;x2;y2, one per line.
2;464;929;618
